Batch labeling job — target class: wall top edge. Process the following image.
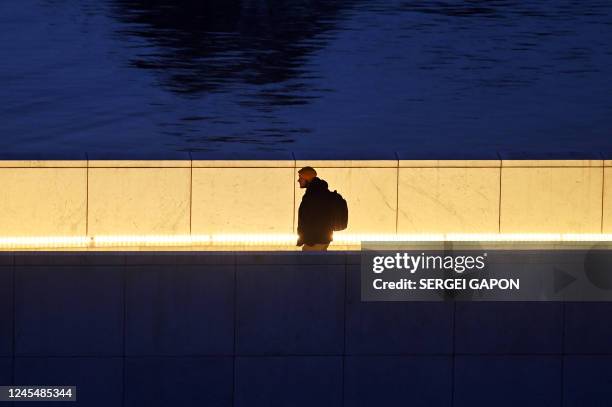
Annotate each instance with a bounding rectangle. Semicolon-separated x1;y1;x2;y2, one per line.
192;160;295;168
0;160;87;168
88;160;191;168
502;159;604;167
295;160;398;168
0;159;608;168
398;160;501;168
498;151;604;160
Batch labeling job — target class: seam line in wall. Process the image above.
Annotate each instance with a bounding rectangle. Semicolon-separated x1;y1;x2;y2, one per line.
497;152;502;233
560;302;566;407
601;164;605;233
232;254;238;407
451;300;457;407
292;152;296;233
11;255;15;386
189;153;193;236
121;256;127;407
395;152;400;234
341;254;348;406
86;153;89;236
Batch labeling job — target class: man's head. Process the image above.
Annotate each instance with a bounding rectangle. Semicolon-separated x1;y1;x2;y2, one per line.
298;166;317;188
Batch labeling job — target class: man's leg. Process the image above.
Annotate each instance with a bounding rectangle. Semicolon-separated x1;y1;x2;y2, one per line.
302;243;329;251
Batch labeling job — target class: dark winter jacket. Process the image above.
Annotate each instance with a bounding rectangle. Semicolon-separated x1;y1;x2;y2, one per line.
297;177;333;246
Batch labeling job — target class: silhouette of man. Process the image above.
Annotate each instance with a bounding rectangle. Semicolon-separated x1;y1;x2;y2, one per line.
296;166;333;251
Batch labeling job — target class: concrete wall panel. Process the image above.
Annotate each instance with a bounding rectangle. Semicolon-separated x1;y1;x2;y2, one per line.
126;264;234;355
15;266;123;356
235;357;342;407
125;357;233;407
88;168;191;235
564;356;612;406
455;303;563;354
236;264;344;355
344;356;452;407
398;167;500;233
500;167;603;233
0;267;13;357
454;356;562;407
0;168;86;236
14;357;123;407
0;358;11;386
192;168;294;234
564;302;612;354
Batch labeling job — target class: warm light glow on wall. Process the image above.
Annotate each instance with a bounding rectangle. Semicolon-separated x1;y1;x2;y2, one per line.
332;233;446;244
0;233;612;250
210;234;297;245
0;236;91;249
94;235;210;247
562;234;612;241
445;233;563;241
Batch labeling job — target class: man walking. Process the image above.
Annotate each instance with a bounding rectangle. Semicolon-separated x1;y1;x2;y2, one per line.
296;166;333;251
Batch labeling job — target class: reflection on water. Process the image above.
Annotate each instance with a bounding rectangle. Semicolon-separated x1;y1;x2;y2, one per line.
112;0;354;97
1;0;612;156
107;0;360;149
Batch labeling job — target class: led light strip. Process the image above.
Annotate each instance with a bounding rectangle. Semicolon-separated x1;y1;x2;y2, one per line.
210;234;298;245
0;236;91;249
94;235;209;247
1;233;612;249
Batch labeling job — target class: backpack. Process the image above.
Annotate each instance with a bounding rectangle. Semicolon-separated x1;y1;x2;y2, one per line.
328;190;348;231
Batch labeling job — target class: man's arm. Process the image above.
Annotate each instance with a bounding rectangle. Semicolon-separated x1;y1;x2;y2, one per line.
297;195;319;246
296;200;304;246
297;194;322;246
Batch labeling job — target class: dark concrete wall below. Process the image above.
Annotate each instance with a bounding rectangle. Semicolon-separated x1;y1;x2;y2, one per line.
0;252;610;406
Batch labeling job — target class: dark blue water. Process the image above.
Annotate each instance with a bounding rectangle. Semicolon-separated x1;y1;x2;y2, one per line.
2;0;612;157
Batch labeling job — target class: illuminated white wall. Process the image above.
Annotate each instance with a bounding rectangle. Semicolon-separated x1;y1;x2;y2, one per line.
0;159;609;248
